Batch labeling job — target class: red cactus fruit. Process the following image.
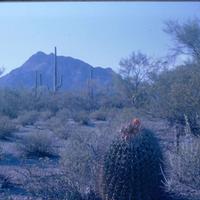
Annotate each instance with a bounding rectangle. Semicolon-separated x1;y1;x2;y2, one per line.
121;118;141;141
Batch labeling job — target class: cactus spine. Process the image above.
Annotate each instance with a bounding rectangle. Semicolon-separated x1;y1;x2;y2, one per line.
102;119;163;200
53;46;63;92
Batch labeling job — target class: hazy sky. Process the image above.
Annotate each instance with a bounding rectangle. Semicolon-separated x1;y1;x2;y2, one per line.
0;2;199;74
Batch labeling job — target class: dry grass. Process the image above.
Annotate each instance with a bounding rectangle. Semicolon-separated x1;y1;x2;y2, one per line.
164;135;200;200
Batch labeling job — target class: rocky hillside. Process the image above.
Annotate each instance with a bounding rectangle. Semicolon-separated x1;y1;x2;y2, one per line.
0;51;116;91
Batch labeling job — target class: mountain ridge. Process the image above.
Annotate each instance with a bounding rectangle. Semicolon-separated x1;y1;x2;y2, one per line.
0;51;116;91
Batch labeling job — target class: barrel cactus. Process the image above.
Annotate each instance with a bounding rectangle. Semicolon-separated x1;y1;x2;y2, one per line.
102;118;164;200
85;189;102;200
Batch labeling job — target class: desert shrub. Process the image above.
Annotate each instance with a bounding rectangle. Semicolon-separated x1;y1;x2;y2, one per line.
56;108;72;122
17;110;40;126
47;115;71;140
73;111;90;125
97;93;127;109
57;92;94;112
19;131;58;158
39;110;53;121
165;135;200;200
42;93;61;114
22;165;83;200
61;139;95;191
102;121;164;200
47;116;63;130
90;110;107;121
0;115;18;140
51;125;68;140
0;89;22;118
60;127;104;192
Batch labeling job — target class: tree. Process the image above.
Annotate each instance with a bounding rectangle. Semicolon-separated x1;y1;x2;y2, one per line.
119;51;150;91
164;18;200;63
148;62;200;135
119;51;159;106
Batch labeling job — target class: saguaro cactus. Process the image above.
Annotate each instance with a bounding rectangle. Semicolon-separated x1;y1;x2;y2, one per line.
53;46;63;92
89;67;94;99
39;73;42;86
35;71;43;96
35;70;38;90
85;189;102;200
102;118;164;200
88;67;94;110
35;71;43;87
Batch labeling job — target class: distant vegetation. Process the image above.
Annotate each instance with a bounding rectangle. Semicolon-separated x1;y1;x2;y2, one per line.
118;18;200;133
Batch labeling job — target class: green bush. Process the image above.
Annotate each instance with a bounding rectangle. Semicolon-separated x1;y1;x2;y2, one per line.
102;125;163;200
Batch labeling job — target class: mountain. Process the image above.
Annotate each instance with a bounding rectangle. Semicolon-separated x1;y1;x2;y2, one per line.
0;51;116;91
